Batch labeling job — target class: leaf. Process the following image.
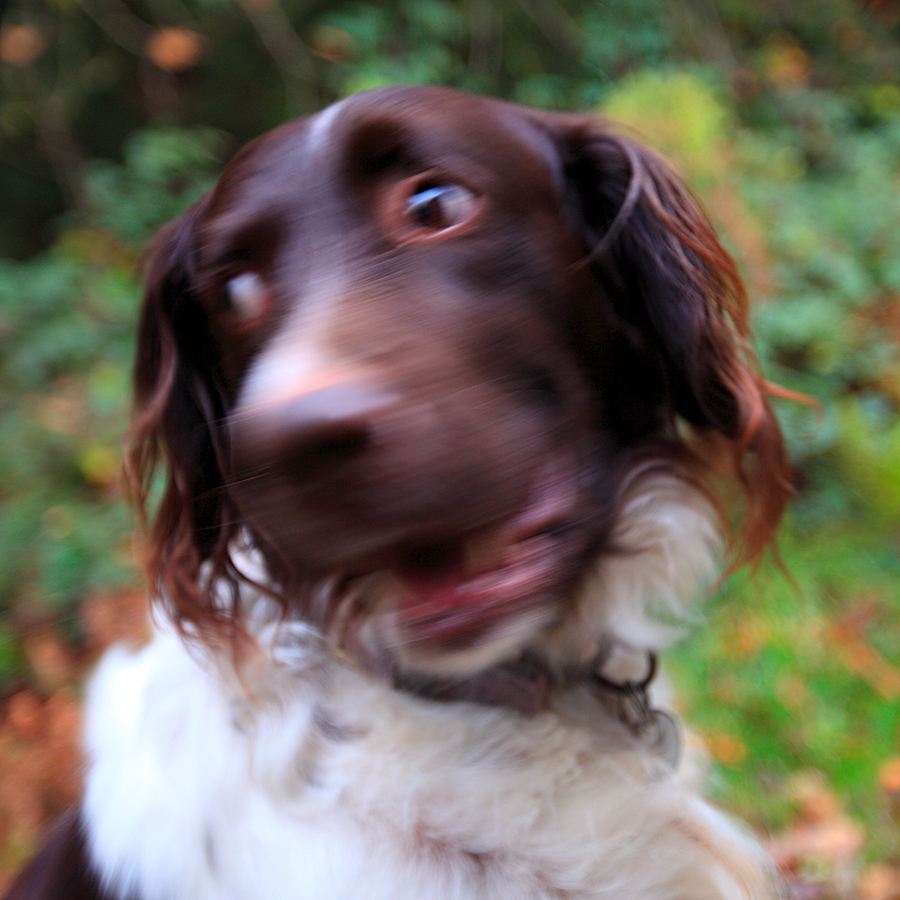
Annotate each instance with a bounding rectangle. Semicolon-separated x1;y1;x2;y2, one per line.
145;28;205;73
859;866;900;900
878;758;900;795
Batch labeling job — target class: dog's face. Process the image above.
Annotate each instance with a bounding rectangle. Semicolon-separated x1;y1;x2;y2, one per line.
132;86;788;674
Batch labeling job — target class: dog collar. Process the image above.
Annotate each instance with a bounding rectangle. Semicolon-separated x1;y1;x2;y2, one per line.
394;651;681;769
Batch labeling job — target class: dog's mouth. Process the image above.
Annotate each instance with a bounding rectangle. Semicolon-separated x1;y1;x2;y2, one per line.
392;521;564;649
339;455;583;655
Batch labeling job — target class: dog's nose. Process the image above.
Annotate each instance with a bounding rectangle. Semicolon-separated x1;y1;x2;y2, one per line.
242;383;395;476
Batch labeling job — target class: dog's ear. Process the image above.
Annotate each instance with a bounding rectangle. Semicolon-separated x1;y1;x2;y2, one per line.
126;195;241;635
556;121;791;559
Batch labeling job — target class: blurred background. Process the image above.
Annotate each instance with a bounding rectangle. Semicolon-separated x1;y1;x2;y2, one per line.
1;0;899;894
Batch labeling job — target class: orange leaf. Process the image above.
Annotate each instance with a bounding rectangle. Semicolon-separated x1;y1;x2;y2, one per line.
146;27;204;73
878;758;900;795
704;732;747;766
859;865;900;900
0;25;45;67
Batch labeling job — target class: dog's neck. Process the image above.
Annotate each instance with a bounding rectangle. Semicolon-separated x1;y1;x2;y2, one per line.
393;648;681;769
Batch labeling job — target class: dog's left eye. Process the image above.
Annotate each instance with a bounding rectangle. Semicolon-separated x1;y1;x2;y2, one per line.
222;272;270;328
405;184;477;232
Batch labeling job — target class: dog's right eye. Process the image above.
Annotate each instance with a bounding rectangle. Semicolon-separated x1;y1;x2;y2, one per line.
383;174;483;244
222;272;271;329
405;184;477;232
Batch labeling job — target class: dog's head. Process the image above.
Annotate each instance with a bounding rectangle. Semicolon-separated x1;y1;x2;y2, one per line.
128;86;789;677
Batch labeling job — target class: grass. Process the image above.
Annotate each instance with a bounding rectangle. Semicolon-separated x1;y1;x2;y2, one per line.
670;517;900;868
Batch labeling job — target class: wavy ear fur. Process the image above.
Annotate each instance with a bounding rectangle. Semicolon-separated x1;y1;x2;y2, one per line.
126;194;243;636
556;121;791;560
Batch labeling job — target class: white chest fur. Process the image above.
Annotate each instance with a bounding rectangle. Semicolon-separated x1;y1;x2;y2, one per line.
82;616;771;900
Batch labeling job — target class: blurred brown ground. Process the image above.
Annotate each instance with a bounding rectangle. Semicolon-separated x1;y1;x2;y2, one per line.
0;589;147;890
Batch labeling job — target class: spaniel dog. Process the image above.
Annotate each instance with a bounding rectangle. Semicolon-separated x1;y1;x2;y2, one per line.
6;85;790;900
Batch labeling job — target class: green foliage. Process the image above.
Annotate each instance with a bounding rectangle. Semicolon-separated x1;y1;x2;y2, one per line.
0;126;220;676
313;0;603;103
84;128;224;243
0;242;134;635
745;101;900;492
601;68;734;188
837;398;900;525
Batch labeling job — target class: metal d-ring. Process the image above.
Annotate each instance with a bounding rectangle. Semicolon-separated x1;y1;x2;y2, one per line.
593;651;680;769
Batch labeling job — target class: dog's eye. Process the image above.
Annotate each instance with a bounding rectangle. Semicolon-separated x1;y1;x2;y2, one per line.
223;272;270;328
405;184;477;232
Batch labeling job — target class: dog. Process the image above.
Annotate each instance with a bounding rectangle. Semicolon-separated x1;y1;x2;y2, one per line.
5;84;791;900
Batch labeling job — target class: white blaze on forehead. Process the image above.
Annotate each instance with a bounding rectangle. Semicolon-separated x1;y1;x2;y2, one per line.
234;269;399;421
237;335;334;413
305;95;353;156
